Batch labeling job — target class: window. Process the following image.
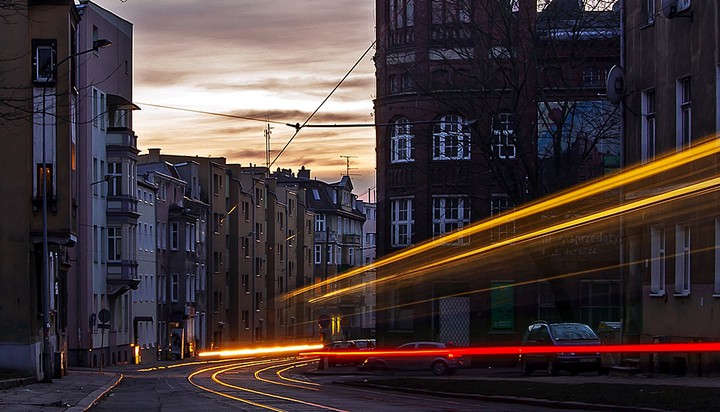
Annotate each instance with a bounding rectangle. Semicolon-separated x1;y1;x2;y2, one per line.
108;227;122;261
492;113;515;159
288;229;294;248
242;274;249;294
242;201;250;221
315;213;326;232
170;222;179;251
646;0;655;24
170;274;179;303
314;245;322;264
650;226;665;295
255;187;264;205
391;118;414;162
641;89;656;162
185;223;191;251
676;77;691;149
107;162;121;196
242;237;250;257
432;196;470;239
278;211;284;230
390;0;414;28
433;115;470;160
490;195;514;240
675;224;690;295
432;0;471;24
391;198;413;247
582;67;603;87
33;41;55;83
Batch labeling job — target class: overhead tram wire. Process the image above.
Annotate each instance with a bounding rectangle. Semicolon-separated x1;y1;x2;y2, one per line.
135;102;288;126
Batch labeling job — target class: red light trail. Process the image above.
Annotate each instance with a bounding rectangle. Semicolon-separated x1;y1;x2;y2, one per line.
300;342;720;358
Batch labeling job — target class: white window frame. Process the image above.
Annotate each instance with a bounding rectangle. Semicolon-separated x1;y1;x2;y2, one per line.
650;226;666;295
314;245;322;264
674;224;690;296
108;226;122;261
170;222;179;251
315;213;326;232
492;113;515;159
676;77;691;150
170;273;179;303
433;115;470;160
391;197;414;247
641;89;656;162
432;196;470;241
391;118;414;163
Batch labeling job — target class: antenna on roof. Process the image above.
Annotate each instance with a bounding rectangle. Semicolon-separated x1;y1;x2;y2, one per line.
340;155;358;177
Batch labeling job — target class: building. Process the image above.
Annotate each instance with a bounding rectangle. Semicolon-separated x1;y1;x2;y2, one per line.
138;154;209;358
139;150;226;349
134;176;158;363
373;0;621;347
622;0;720;374
0;0;114;378
359;200;377;337
67;0;140;369
273;167;366;342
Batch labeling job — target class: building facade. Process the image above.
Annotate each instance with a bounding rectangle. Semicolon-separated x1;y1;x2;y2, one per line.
374;0;621;347
622;0;720;374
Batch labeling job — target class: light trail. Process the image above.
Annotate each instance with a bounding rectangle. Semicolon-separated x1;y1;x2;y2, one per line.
253;360;321;391
300;342;720;358
286;137;720;302
275;361;321;387
309;174;720;303
210;363;349;412
198;343;324;358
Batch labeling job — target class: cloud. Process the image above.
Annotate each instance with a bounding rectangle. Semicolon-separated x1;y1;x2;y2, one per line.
94;0;377;194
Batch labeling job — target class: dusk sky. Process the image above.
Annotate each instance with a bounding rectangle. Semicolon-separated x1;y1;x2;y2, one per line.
93;0;377;199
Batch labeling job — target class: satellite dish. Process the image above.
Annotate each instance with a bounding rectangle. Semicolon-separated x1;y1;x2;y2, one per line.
606;65;625;105
662;0;678;19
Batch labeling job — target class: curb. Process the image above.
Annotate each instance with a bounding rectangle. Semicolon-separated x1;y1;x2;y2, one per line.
335;380;671;412
66;373;123;412
0;376;36;390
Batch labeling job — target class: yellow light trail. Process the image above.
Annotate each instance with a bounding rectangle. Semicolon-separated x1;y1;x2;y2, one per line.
276;362;321;387
286;137;720;302
253;360;321;391
209;363;349;412
309;172;720;303
198;343;323;358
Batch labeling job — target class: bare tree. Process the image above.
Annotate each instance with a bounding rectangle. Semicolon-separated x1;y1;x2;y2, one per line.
377;0;621;321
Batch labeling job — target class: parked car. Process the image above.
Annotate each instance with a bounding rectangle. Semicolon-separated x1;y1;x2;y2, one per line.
324;340;370;366
519;321;602;376
358;341;463;376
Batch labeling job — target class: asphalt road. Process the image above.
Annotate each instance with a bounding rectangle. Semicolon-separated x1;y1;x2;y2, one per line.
92;358;576;412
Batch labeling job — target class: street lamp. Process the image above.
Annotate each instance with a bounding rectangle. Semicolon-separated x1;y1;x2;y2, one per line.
40;38;112;382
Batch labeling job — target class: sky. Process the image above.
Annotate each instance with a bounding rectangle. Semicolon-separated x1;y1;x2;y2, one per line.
92;0;378;200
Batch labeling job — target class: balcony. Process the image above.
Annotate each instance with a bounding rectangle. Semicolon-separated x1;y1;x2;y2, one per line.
107;259;139;296
342;234;361;245
106;127;137;148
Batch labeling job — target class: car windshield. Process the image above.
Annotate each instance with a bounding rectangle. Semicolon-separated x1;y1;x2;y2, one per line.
549;324;599;341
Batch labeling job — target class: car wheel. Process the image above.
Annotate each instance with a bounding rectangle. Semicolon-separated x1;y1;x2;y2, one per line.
521;360;533;376
432;360;449;376
371;361;386;375
547;360;559;376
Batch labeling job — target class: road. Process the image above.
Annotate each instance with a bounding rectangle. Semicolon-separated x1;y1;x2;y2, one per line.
92;357;578;411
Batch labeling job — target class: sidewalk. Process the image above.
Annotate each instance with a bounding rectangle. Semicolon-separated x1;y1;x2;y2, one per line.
0;370;121;412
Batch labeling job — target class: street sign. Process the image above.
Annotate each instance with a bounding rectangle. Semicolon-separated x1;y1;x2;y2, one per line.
98;308;111;323
98;324;110;329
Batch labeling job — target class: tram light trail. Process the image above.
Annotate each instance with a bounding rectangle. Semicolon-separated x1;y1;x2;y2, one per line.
198;343;324;358
286;137;720;302
308;174;720;304
301;342;720;359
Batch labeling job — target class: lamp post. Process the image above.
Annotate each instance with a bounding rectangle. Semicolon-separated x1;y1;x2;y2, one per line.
40;38;111;382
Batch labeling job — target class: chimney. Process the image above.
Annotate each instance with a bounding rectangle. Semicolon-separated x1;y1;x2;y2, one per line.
298;166;310;180
148;148;161;162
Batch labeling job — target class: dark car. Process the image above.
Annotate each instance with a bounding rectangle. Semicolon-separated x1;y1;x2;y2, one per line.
519;321;601;376
359;341;463;376
325;340;369;366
